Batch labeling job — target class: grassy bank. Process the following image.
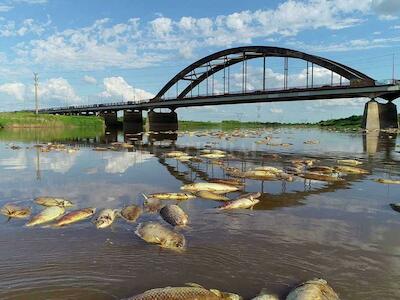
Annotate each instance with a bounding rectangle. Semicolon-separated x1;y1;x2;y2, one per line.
0;112;104;129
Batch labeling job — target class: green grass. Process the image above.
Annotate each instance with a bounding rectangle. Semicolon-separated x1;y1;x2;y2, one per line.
0;112;104;129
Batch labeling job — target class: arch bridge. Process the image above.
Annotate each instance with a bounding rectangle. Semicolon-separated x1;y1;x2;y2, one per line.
37;46;400;130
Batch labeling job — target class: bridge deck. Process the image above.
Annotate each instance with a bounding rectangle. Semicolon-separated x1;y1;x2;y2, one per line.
38;84;400;114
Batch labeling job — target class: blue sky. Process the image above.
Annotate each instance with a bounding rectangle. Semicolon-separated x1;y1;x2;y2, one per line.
1;0;400;122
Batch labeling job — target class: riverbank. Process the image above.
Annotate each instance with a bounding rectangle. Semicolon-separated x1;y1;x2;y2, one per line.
178;115;366;130
0;112;104;129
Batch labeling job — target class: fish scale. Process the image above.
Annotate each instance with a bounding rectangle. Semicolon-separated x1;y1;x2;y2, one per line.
129;287;225;300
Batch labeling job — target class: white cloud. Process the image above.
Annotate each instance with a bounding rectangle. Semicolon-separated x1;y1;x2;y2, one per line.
0;82;26;100
100;76;154;102
270;108;283;114
0;17;51;37
150;17;173;38
37;77;81;104
104;152;153;174
0;5;13;12
82;75;97;85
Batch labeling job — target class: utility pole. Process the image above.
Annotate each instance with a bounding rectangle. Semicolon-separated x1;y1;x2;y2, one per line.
392;53;395;84
33;72;39;115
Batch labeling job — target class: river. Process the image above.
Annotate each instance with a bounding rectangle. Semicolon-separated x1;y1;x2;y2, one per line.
0;126;399;299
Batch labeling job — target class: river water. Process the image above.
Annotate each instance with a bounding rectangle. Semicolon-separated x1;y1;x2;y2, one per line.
0;127;399;300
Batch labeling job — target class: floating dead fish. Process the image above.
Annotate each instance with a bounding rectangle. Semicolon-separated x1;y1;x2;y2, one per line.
375;178;400;184
307;166;335;174
54;207;96;227
209;178;244;186
337;159;362;166
291;159;316;167
26;206;65;227
242;170;278;180
304;140;319;144
160;204;188;226
135;222;186;250
300;172;344;182
93;147;108;151
35;197;73;208
390;203;400;213
94;209;118;229
251;289;279;300
277;172;294;182
0;203;31;219
254;166;282;173
200;153;226;159
196;191;230;201
176;155;194;162
219;193;261;210
286;278;339;300
128;283;241;300
120;205;142;223
334;165;368;174
181;183;240;194
149;193;195;201
143;196;162;213
165;151;186;158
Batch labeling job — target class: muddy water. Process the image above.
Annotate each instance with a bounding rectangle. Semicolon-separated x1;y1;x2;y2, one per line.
0;127;399;300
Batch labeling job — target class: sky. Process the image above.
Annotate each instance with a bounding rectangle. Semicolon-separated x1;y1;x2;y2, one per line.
1;0;400;122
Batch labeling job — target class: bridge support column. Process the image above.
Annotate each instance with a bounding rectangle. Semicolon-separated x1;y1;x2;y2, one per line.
362;99;398;130
99;111;119;127
123;110;143;132
145;110;178;132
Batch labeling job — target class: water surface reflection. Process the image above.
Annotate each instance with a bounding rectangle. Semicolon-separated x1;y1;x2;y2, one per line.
0;127;399;299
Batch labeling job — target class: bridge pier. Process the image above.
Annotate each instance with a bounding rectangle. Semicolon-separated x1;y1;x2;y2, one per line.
99;111;119;127
362;99;398;130
145;110;178;132
123;110;143;132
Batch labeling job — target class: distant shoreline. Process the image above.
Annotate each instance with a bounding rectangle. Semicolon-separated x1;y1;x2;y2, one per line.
0;112;105;129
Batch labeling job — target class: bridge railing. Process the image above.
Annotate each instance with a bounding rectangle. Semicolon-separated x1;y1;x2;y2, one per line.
38;79;396;112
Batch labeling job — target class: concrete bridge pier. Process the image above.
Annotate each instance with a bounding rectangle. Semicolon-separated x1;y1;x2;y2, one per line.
145;110;178;132
123;110;143;132
99;111;119;127
362;99;398;130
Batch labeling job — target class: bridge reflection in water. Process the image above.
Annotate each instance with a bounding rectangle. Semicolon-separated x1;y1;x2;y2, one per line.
37;126;399;212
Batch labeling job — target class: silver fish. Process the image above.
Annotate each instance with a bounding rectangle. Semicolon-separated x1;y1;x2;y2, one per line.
286;278;340;300
135;222;186;250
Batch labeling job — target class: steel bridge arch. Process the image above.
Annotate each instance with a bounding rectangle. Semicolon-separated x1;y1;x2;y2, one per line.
155;46;375;100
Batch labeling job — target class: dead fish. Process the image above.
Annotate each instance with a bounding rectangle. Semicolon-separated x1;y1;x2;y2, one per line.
307;166;335;174
300;172;344;182
120;205;142;223
149;193;195;201
94;209;118;229
176;155;194;162
337;159;362;166
196;191;230;201
54;207;96;227
143;196;162;213
181;182;240;194
277;172;294;182
334;165;368;174
160;204;188;226
0;203;31;219
26;206;65;227
251;289;279;300
304;140;319;144
390;203;400;213
254;166;282;174
165;151;186;158
200;153;226;159
375;178;400;184
135;222;186;250
209;178;244;186
128;283;241;300
93;147;108;151
286;278;339;300
219;193;261;210
34;197;73;208
242;170;278;180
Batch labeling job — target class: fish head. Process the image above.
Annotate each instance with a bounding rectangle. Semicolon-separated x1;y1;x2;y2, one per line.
60;200;73;207
180;184;194;192
161;234;186;250
83;207;96;215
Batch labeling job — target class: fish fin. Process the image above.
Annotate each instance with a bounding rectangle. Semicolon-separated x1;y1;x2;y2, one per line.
185;282;204;288
210;289;222;296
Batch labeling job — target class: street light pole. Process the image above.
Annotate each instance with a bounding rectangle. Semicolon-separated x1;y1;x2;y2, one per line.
33;72;39;115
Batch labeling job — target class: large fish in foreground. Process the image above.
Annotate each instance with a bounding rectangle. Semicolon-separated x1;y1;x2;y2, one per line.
135;222;186;250
1;203;31;219
35;197;73;207
127;284;241;300
181;182;240;194
160;204;188;226
94;209;118;229
286;278;340;300
54;207;96;227
26;206;65;227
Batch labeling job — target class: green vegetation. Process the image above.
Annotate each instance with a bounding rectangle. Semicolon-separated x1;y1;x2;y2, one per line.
0;112;104;129
317;115;363;129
